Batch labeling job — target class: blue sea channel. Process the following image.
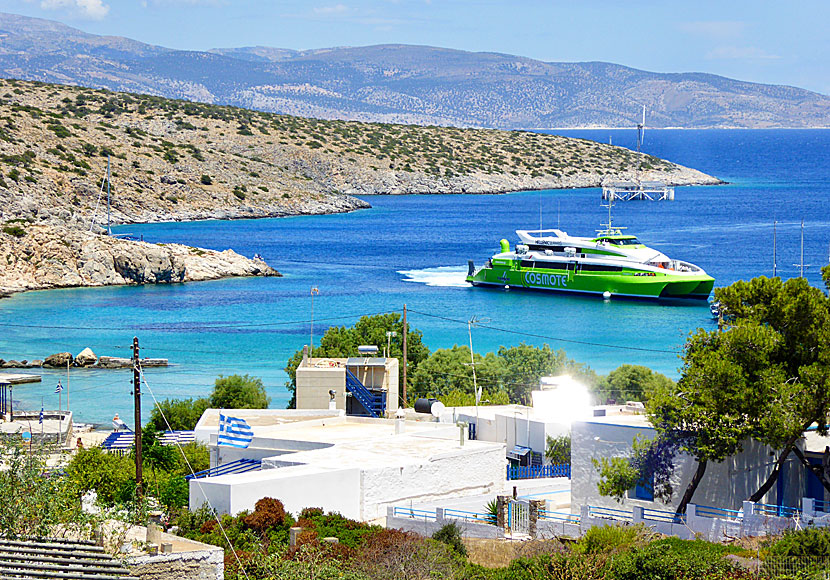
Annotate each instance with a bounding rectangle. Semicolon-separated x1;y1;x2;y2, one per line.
1;129;828;425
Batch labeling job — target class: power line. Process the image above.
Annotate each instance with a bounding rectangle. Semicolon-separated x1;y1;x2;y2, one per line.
0;310;401;332
406;308;680;354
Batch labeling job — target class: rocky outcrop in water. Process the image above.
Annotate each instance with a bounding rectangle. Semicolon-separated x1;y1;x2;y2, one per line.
0;225;280;295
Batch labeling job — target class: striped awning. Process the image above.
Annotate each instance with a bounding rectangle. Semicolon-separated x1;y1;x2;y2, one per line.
101;430;195;451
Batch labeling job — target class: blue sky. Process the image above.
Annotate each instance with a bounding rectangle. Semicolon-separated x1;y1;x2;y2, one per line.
4;0;829;94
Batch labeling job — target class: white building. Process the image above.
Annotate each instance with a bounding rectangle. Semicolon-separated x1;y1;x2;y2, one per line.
571;411;805;513
190;410;505;521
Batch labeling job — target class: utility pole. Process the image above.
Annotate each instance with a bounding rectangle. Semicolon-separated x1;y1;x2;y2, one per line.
132;336;143;496
310;286;319;354
402;304;408;407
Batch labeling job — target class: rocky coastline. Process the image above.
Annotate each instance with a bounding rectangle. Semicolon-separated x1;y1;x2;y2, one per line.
0;224;280;296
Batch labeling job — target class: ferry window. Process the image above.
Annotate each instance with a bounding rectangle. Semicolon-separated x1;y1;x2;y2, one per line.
520;260;535;269
611;238;641;246
581;264;623;272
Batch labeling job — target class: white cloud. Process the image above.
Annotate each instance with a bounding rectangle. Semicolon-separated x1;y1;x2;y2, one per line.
40;0;110;20
313;4;348;15
706;46;781;61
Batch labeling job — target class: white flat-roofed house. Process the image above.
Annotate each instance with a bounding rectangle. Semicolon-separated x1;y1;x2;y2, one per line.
190;410;506;521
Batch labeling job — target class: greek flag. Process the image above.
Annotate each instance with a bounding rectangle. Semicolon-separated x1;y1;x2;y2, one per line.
218;414;254;448
39;406;44;424
55;380;63;394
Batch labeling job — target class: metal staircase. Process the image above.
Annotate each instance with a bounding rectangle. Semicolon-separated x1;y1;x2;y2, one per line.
345;369;386;418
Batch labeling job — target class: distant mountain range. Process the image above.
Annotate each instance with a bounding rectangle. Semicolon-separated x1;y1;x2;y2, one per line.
1;12;828;129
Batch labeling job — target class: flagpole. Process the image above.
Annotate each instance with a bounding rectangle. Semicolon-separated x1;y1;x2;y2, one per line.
66;360;70;416
58;388;62;447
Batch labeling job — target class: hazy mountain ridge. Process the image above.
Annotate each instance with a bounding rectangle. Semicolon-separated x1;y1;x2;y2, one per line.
0;12;828;128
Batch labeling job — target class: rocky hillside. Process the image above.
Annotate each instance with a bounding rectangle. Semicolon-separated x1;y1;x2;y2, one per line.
0;224;279;295
0;13;827;128
0;78;716;229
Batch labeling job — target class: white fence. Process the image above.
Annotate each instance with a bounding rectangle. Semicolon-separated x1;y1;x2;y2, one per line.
389;497;830;542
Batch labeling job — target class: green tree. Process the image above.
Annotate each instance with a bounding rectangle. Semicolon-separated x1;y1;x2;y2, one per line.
593;364;674;404
210;374;270;409
141;428;177;497
597;276;830;514
283;313;430;408
545;434;571;465
148;397;210;431
497;342;598;403
410;345;504;399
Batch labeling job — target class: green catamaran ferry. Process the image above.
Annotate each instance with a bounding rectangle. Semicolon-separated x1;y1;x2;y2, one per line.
466;227;714;300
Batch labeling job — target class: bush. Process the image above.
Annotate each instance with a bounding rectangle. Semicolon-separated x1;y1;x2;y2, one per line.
148;397;210;431
610;537;737;580
2;224;25;237
432;521;467;556
210;374;270;409
575;524;652;555
159;475;189;508
200;174;213;185
764;527;830;559
243;497;287;533
65;447;135;505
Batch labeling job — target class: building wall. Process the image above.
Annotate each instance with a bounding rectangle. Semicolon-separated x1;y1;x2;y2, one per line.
360;443;506;520
572;420;806;514
296;366;346;410
190;466;363;519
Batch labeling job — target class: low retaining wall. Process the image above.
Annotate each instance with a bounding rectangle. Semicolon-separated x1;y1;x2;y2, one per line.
128;532;224;580
386;508;501;539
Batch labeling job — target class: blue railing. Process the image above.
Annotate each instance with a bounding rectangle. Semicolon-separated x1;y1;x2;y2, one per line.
185;458;262;481
643;507;685;524
695;505;743;520
539;510;580;524
507;464;570;480
345;369;385;418
588;505;633;522
755;502;802;518
444;508;497;525
392;507;436;521
814;499;830;513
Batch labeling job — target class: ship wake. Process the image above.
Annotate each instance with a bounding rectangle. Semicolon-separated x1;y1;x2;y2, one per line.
398;266;469;288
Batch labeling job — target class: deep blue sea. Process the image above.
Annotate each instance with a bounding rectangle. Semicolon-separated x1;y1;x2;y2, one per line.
1;129;828;425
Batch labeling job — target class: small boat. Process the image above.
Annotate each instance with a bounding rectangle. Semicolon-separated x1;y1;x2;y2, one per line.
466;228;714;300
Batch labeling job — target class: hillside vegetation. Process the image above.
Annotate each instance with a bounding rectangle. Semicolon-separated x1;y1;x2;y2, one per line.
0;78;715;228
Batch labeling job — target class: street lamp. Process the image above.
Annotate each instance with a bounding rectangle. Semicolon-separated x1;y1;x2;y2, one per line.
310;286;319;354
385;331;397;358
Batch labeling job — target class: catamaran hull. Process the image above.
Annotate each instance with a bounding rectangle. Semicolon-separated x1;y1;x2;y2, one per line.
467;266;714;300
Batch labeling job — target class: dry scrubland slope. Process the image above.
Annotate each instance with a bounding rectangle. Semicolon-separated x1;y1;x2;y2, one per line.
0;78;717;294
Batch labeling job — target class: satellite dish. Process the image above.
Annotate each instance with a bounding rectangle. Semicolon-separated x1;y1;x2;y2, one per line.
430;401;445;418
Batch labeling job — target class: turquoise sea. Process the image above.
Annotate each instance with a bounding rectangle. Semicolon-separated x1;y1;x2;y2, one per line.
1;129;829;426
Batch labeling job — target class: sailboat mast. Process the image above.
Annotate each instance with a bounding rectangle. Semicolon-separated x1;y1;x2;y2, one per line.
773;220;777;277
800;219;805;278
106;156;111;235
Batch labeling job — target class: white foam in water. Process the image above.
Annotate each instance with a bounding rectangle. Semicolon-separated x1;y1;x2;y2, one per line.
398;266;470;287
